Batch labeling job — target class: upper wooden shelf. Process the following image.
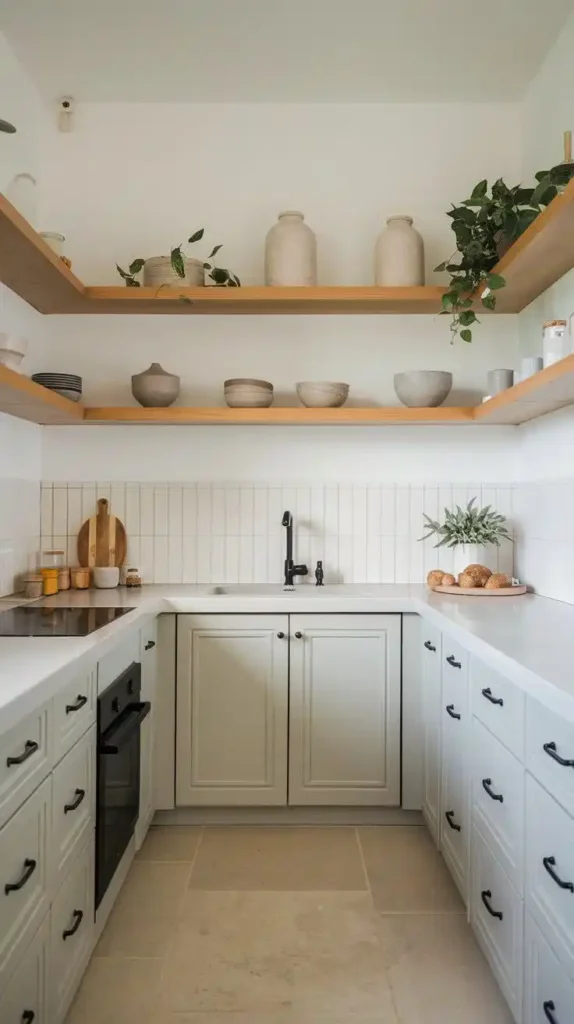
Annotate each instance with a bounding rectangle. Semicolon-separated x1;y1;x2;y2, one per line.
4;178;574;315
0;365;84;424
82;405;475;425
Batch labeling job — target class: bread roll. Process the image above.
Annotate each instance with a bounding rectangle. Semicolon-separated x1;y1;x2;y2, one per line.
441;573;456;586
427;570;445;587
459;571;482;588
484;573;512;589
464;563;492;579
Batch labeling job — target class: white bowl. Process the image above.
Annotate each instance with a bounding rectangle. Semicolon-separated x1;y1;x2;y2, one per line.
393;371;452;408
296;382;350;408
0;334;27;372
92;566;120;588
225;388;274;408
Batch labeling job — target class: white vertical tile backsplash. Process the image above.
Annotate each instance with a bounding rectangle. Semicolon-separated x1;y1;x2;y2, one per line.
40;481;517;586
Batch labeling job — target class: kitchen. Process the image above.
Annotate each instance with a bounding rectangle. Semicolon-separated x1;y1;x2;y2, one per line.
1;2;574;1022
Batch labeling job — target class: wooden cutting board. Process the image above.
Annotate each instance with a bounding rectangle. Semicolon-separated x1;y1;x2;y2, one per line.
432;584;527;597
77;498;127;568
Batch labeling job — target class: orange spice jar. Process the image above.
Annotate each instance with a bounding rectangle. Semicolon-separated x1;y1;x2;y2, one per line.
40;567;59;596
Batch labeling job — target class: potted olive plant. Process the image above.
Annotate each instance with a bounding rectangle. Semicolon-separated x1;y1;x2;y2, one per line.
116;228;240;289
420;498;511;578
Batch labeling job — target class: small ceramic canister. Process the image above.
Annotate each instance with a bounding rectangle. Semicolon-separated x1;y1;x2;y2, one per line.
487;368;514;395
23;574;43;600
71;567;90;589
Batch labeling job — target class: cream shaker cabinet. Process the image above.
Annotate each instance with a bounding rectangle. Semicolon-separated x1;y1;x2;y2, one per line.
421;623;442;844
288;614;401;806
136;618;159;848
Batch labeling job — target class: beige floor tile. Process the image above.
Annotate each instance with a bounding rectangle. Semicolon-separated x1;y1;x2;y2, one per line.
66;957;163;1024
95;890;181;957
120;859;191;900
161;890;395;1015
137;825;202;861
358;826;464;912
189;827;366;891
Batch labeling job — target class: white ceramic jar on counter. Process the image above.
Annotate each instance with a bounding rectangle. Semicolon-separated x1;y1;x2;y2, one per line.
374;215;424;286
264;211;317;286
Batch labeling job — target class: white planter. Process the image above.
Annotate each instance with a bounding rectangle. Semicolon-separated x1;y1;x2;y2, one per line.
374;215;424;286
264;211;317;286
143;256;204;289
452;544;492;578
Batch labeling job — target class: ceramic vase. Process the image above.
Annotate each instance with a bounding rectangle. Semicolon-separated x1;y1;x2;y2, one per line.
131;363;180;407
264;211;317;286
143;256;204;289
374;215;424;286
452;544;492;579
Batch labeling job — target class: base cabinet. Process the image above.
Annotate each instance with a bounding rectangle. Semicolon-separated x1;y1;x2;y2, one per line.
524;912;574;1024
288;614;401;806
136;619;159;848
50;836;94;1024
421;623;442;843
0;913;50;1024
439;641;469;902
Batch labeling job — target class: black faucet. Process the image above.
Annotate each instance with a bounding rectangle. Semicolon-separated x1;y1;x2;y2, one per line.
282;511;308;587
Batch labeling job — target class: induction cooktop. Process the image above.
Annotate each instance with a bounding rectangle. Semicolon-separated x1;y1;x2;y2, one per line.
0;606;135;637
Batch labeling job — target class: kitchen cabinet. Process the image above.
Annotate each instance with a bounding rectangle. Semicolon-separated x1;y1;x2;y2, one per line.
50;836;94;1024
440;639;470;902
176;615;289;806
136;618;159;848
288;614;401;806
0;913;50;1024
421;623;442;844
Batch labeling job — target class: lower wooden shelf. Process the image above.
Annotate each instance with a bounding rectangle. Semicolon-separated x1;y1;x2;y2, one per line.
82;406;475;425
0;366;84;424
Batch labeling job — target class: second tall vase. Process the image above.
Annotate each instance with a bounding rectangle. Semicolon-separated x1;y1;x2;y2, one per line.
374;215;424;286
264;211;317;286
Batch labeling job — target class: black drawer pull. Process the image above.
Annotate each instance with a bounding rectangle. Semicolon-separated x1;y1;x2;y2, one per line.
481;687;504;706
481;889;503;920
64;788;86;814
446;704;461;720
6;740;39;767
543;856;574;892
62;909;84;940
22;1013;35;1024
5;858;37;894
424;640;436;652
482;778;504;802
446;654;461;668
445;810;461;832
145;640;156;650
543;742;574;768
66;694;88;714
543;1000;558;1024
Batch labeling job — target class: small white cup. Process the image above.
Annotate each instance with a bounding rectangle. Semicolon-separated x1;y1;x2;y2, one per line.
517;356;543;381
93;566;120;588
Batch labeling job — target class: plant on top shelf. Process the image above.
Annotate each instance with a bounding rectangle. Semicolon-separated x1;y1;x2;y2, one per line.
437;162;574;343
419;498;511;549
116;228;241;288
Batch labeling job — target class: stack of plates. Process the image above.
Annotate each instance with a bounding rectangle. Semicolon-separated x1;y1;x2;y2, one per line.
224;378;273;408
32;372;82;403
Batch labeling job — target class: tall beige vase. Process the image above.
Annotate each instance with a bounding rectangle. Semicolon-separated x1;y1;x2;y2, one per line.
264;211;317;286
374;215;424;286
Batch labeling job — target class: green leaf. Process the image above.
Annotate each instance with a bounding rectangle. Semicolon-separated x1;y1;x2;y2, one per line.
459;310;477;327
128;258;145;275
207;244;223;260
116;264;131;280
125;277;140;287
453;206;476;225
188;228;205;244
210;267;230;285
434;261;448;272
202;262;211;270
485;273;505;290
513;187;534;205
460;328;472;342
517;209;539;235
441;292;456;310
470;179;488;200
170;246;186;278
531;180;557;206
482;292;496;310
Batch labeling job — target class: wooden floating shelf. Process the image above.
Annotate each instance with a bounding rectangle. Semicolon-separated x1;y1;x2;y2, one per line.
0;365;84;424
82;406;476;425
3;177;574;315
475;353;574;425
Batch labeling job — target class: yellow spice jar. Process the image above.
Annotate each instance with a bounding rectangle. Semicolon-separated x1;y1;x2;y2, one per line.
41;567;59;596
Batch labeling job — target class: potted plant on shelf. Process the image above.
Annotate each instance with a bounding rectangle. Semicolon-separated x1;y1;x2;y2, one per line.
419;498;511;578
116;228;240;289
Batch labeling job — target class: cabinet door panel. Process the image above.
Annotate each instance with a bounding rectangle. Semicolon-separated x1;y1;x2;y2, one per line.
177;615;288;806
289;614;401;806
136;618;158;849
525;912;574;1024
0;914;50;1024
421;623;442;843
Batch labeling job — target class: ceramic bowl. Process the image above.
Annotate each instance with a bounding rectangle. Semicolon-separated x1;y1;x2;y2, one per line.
92;566;120;589
224;379;274;408
393;371;452;408
0;334;27;372
296;382;350;408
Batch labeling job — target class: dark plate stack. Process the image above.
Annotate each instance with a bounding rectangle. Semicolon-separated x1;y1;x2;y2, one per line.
32;373;82;403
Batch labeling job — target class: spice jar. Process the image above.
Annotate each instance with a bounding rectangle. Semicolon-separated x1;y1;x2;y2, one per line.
71;567;90;590
23;574;43;600
40;549;65;570
58;566;71;591
41;567;59;596
125;567;142;587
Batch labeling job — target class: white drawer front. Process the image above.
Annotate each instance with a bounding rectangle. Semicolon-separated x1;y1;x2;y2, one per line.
0;914;50;1024
0;777;51;989
98;630;140;695
527;698;574;819
470;825;523;1022
471;657;525;761
471;716;525;893
525;912;574;1024
50;836;94;1024
53;670;96;765
51;725;96;892
526;773;574;980
0;702;52;829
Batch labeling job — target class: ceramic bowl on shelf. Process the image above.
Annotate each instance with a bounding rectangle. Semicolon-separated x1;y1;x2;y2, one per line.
296;382;349;408
0;334;27;372
224;378;274;408
31;372;82;401
393;371;452;408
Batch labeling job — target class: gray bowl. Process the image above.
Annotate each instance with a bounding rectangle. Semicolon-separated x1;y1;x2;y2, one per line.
393;371;453;408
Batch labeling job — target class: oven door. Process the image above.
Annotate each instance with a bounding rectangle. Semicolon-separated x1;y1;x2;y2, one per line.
96;700;151;908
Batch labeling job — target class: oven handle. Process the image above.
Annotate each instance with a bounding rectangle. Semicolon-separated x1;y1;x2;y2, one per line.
99;702;151;754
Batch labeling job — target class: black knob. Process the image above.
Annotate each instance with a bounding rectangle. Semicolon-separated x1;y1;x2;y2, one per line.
22;1013;35;1024
112;697;121;713
145;640;156;650
294;631;303;639
277;632;285;639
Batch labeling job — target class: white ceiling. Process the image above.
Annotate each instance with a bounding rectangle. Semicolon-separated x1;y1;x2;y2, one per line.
1;0;572;103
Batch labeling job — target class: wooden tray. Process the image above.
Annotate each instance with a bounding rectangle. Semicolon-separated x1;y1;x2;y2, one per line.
432;584;527;597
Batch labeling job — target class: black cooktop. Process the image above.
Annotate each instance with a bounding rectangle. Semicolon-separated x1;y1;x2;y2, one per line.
0;606;135;637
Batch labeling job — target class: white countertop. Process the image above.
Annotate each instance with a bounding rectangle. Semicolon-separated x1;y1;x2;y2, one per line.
1;583;574;731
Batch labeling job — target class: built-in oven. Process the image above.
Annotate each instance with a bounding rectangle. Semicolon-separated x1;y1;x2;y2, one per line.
96;661;150;909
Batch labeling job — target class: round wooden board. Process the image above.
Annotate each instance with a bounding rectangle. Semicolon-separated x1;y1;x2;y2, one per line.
432;584;527;597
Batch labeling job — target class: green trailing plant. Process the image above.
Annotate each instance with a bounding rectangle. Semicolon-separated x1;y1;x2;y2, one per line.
116;228;240;288
419;498;511;548
437;163;574;343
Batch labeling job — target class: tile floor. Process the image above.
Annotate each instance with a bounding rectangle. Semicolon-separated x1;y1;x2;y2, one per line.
66;825;514;1024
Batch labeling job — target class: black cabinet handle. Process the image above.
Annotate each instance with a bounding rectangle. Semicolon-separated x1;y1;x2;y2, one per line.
66;694;88;714
543;856;574;892
64;788;86;814
543;1000;558;1024
481;889;503;920
445;810;461;832
277;632;285;639
145;640;156;650
21;1013;35;1024
294;632;303;639
424;640;436;652
446;704;461;720
481;687;504;706
6;740;39;767
5;858;37;894
62;909;84;940
482;778;504;802
543;742;574;768
446;654;461;668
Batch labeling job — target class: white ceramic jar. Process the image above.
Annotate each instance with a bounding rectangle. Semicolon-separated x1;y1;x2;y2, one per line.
5;173;37;226
542;318;573;368
374;215;424;286
264;211;317;286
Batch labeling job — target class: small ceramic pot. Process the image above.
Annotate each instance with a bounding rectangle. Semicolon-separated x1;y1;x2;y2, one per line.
487;369;514;395
143;256;204;288
132;363;180;407
93;566;120;589
0;334;27;372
